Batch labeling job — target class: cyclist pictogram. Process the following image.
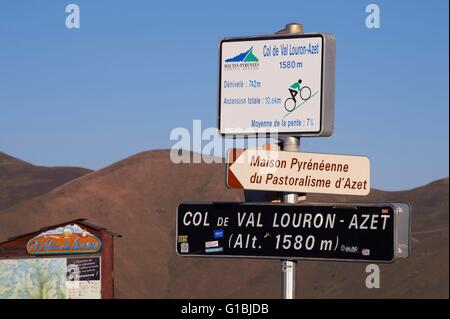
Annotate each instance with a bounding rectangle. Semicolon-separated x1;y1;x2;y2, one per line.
284;79;312;112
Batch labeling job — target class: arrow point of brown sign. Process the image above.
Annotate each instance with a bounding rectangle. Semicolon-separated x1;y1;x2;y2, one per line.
226;148;244;189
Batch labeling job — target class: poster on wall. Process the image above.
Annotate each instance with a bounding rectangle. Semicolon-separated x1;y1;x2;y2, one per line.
0;257;101;299
66;257;101;299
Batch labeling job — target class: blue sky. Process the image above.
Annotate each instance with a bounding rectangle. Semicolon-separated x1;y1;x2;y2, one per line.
0;0;448;191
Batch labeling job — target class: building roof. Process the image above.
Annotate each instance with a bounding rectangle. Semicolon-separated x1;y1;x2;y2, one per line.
2;219;121;244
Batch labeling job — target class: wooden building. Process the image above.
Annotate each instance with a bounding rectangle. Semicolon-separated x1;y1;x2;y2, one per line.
0;219;120;299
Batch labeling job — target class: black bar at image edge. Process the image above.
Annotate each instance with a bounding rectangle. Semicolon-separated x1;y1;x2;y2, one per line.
0;299;447;317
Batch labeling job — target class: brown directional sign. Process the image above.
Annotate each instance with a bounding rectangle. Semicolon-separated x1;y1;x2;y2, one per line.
226;148;371;195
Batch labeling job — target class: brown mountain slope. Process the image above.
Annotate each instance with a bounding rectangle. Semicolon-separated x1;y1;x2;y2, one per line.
0;150;447;298
0;152;92;210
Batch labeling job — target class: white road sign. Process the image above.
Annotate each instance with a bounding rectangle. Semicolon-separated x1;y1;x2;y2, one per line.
227;149;370;196
219;33;335;137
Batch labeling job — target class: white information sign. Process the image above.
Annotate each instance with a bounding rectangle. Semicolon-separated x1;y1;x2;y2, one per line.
219;33;335;136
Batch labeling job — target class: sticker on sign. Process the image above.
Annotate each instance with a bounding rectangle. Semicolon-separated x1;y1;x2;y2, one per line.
205;240;219;248
218;33;335;137
227;148;370;196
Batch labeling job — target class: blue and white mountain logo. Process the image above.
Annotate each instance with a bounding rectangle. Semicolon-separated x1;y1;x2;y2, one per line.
224;47;259;71
225;47;259;62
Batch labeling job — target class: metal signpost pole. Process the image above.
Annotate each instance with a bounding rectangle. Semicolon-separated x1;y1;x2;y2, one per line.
280;136;301;299
277;23;305;300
